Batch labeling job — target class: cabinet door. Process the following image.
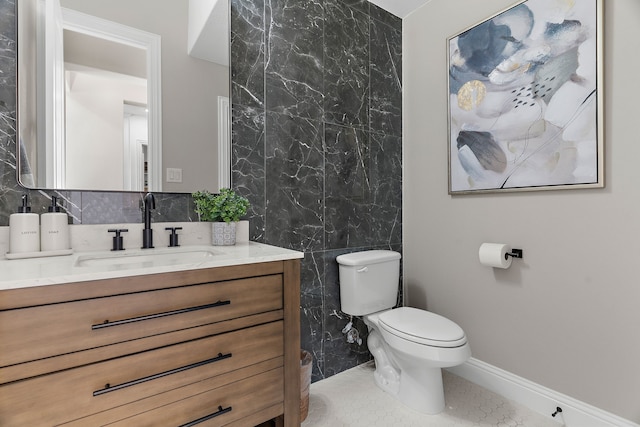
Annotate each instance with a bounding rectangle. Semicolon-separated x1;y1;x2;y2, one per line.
0;322;283;426
0;275;282;369
107;368;284;427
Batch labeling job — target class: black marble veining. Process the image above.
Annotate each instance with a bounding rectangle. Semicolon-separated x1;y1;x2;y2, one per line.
231;105;266;241
265;112;324;252
232;0;403;383
265;0;324;122
0;0;403;385
324;0;370;129
0;0;18;224
324;124;372;249
231;0;265;109
370;18;403;136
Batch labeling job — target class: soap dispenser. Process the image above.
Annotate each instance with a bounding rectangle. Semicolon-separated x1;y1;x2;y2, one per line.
9;194;40;254
41;196;70;252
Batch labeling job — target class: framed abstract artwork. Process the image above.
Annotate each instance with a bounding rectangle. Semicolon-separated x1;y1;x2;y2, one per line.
447;0;604;194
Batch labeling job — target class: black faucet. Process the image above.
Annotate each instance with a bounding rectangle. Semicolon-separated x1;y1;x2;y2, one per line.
142;193;155;249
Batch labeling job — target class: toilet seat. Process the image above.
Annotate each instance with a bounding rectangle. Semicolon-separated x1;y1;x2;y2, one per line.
378;307;467;348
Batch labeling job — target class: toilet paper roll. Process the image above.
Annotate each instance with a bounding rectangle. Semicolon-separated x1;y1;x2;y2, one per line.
478;243;512;269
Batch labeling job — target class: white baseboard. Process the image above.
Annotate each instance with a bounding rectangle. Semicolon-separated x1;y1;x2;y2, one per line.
447;358;638;427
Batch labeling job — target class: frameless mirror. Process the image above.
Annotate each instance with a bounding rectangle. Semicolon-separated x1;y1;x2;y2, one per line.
17;0;230;193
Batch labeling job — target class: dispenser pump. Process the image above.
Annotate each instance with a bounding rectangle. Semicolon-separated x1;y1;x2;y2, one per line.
18;194;31;213
48;196;62;212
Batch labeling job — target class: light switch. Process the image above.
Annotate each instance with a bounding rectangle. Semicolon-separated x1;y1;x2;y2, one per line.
166;168;183;183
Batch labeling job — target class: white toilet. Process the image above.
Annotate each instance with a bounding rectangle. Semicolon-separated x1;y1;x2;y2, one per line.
336;250;471;414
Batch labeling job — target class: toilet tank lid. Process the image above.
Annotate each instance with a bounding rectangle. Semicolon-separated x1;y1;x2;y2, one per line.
336;250;401;266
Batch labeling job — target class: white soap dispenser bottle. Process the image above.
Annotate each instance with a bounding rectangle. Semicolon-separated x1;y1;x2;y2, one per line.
9;194;40;254
41;196;70;252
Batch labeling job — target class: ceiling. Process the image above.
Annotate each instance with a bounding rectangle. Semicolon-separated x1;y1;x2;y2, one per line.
368;0;433;18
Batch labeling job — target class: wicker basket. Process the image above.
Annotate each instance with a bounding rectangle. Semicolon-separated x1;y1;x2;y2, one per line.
300;350;313;422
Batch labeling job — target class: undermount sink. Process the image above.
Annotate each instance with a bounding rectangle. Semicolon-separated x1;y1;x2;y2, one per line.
74;246;218;269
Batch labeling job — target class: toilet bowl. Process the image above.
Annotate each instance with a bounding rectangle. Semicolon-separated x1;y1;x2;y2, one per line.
364;307;471;414
336;250;471;414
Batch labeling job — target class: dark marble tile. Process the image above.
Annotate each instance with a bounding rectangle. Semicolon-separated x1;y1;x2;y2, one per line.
152;193;193;223
369;132;402;245
0;1;15;110
337;0;369;15
302;304;325;382
0;120;18;225
265;0;324;121
231;0;265;109
325;125;370;201
324;124;371;249
370;18;402;137
0;0;19;226
300;251;326;382
300;252;323;383
264;112;324;251
9;0;404;385
323;315;371;378
369;1;402;31
300;251;324;311
324;0;369;129
231;105;266;241
325;200;372;249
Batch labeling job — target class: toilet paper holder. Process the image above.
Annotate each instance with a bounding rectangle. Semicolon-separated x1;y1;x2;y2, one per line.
505;249;523;260
478;243;523;269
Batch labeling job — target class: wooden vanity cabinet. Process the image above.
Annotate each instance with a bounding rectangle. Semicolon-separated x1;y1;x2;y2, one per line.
0;259;301;427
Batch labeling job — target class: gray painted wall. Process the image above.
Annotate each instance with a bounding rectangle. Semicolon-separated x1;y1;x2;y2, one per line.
404;0;640;422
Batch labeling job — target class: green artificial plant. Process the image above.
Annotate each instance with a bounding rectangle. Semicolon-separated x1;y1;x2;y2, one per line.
192;188;250;223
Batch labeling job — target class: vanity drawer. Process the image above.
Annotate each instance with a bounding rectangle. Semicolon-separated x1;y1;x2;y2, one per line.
107;367;284;427
0;274;283;369
0;321;284;426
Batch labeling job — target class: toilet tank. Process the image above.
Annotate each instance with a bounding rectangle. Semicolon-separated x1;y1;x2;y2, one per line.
336;250;401;316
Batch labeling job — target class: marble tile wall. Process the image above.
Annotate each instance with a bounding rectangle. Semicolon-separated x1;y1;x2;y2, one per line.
231;0;403;382
0;0;403;384
0;0;194;226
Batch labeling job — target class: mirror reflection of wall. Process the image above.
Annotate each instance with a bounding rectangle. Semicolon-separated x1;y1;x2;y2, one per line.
18;0;230;193
64;33;148;190
122;103;149;191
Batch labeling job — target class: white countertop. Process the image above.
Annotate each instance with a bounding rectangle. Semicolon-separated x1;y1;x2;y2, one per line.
0;241;304;291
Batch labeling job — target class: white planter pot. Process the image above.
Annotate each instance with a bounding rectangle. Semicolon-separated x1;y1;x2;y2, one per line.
211;222;236;246
236;220;249;242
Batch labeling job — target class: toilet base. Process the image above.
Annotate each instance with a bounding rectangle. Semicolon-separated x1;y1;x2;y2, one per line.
368;326;447;414
370;353;446;414
397;365;445;414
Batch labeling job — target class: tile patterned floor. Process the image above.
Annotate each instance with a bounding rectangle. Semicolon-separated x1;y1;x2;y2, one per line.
301;362;560;427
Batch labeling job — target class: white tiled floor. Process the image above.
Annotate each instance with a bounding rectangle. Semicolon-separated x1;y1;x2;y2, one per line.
301;362;560;427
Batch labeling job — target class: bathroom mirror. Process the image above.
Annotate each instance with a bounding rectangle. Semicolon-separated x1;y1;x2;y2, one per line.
17;0;230;193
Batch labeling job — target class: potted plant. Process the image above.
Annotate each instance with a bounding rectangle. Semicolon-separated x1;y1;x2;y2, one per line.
192;188;250;245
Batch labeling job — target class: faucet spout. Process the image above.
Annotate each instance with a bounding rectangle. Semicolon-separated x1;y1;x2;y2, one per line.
142;193;156;249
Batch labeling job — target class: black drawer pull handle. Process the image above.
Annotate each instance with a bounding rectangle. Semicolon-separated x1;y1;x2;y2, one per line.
92;300;231;330
179;405;233;427
93;352;232;396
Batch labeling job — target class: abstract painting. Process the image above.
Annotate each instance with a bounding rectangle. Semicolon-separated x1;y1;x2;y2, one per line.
447;0;603;194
